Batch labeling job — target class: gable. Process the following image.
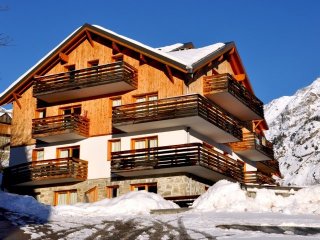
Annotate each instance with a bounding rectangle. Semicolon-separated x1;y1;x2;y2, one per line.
0;23;256;106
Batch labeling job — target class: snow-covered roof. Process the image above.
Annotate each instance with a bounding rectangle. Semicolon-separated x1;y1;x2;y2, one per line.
166;43;225;66
0;24;231;104
156;43;184;52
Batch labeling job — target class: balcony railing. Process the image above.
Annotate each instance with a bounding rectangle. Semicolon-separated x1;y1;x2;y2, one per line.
204;74;264;120
260;159;280;173
244;171;277;185
3;158;88;186
111;143;244;182
113;94;243;143
230;132;274;161
33;61;138;103
32;114;89;143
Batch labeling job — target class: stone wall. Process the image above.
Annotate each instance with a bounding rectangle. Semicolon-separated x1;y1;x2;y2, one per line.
34;174;210;205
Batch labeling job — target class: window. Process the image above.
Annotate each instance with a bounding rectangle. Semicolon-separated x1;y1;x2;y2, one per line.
132;136;158;150
111;97;122;107
130;183;157;193
32;149;44;161
60;106;82;125
60;105;82;115
108;139;121;160
106;185;119;198
85;187;97;203
36;108;46;118
57;146;80;159
54;190;77;206
134;93;158;103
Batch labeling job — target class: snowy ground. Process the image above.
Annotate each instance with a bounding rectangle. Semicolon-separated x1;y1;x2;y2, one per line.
2;208;320;239
1;180;320;239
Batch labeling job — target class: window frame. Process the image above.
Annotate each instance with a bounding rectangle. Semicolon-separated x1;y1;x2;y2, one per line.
130;183;157;193
54;189;77;206
108;139;121;161
57;145;80;159
32;148;44;161
131;136;158;150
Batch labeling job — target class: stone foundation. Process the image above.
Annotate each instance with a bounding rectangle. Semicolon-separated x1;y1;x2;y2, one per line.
33;174;210;205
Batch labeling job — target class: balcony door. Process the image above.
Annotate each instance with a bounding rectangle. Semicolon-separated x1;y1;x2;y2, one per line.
58;146;80;159
60;106;82;129
134;93;158;115
132;136;158;163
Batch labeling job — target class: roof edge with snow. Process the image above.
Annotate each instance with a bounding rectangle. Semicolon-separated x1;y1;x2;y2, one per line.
0;23;235;105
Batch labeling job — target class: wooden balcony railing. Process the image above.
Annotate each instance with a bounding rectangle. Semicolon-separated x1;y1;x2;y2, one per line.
252;133;274;158
244;171;277;185
204;73;264;119
230;132;274;160
32;114;89;141
3;158;88;186
260;159;280;173
33;61;138;97
111;143;244;182
112;94;243;141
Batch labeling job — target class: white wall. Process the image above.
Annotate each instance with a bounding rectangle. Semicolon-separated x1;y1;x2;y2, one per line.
9;127;257;179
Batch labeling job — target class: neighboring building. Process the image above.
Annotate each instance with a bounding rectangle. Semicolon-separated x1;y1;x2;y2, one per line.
0;107;11;169
0;24;280;205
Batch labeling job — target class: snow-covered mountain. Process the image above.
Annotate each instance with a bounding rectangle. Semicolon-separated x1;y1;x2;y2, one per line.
264;78;320;186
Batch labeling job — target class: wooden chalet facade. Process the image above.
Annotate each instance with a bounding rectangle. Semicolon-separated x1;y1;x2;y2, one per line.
0;24;280;205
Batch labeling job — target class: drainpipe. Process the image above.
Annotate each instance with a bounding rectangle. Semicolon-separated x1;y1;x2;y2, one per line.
186;127;190;144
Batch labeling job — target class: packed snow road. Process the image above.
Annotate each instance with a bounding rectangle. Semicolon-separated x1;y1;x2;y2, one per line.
2;208;320;239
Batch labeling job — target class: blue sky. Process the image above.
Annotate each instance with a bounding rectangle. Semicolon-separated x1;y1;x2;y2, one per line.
0;0;319;104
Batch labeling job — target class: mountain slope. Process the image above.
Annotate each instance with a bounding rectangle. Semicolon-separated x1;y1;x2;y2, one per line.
264;78;320;186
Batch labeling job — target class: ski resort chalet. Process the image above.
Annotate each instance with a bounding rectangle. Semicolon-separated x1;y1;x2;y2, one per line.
1;24;280;205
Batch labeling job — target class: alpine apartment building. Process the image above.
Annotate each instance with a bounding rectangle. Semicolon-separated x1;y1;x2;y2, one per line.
1;24;280;205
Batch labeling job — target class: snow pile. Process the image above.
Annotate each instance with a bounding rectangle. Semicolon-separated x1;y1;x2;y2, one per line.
192;180;320;215
265;77;320;185
53;191;179;218
0;191;51;221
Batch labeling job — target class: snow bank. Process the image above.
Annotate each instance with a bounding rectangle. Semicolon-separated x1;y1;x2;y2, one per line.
192;180;320;215
0;191;51;221
53;191;179;218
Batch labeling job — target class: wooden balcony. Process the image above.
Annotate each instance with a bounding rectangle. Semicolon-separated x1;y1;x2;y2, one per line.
229;132;274;161
33;61;138;103
111;143;244;183
257;159;280;175
113;94;243;143
32;114;89;143
244;171;277;185
204;74;264;120
2;158;88;187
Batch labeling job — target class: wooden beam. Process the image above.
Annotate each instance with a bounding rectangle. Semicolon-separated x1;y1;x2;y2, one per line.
13;93;22;109
58;52;69;64
165;65;174;83
112;41;121;53
139;53;147;64
253;120;263;130
229;53;241;75
218;55;224;62
234;74;246;81
212;68;219;75
85;30;94;47
229;48;235;55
